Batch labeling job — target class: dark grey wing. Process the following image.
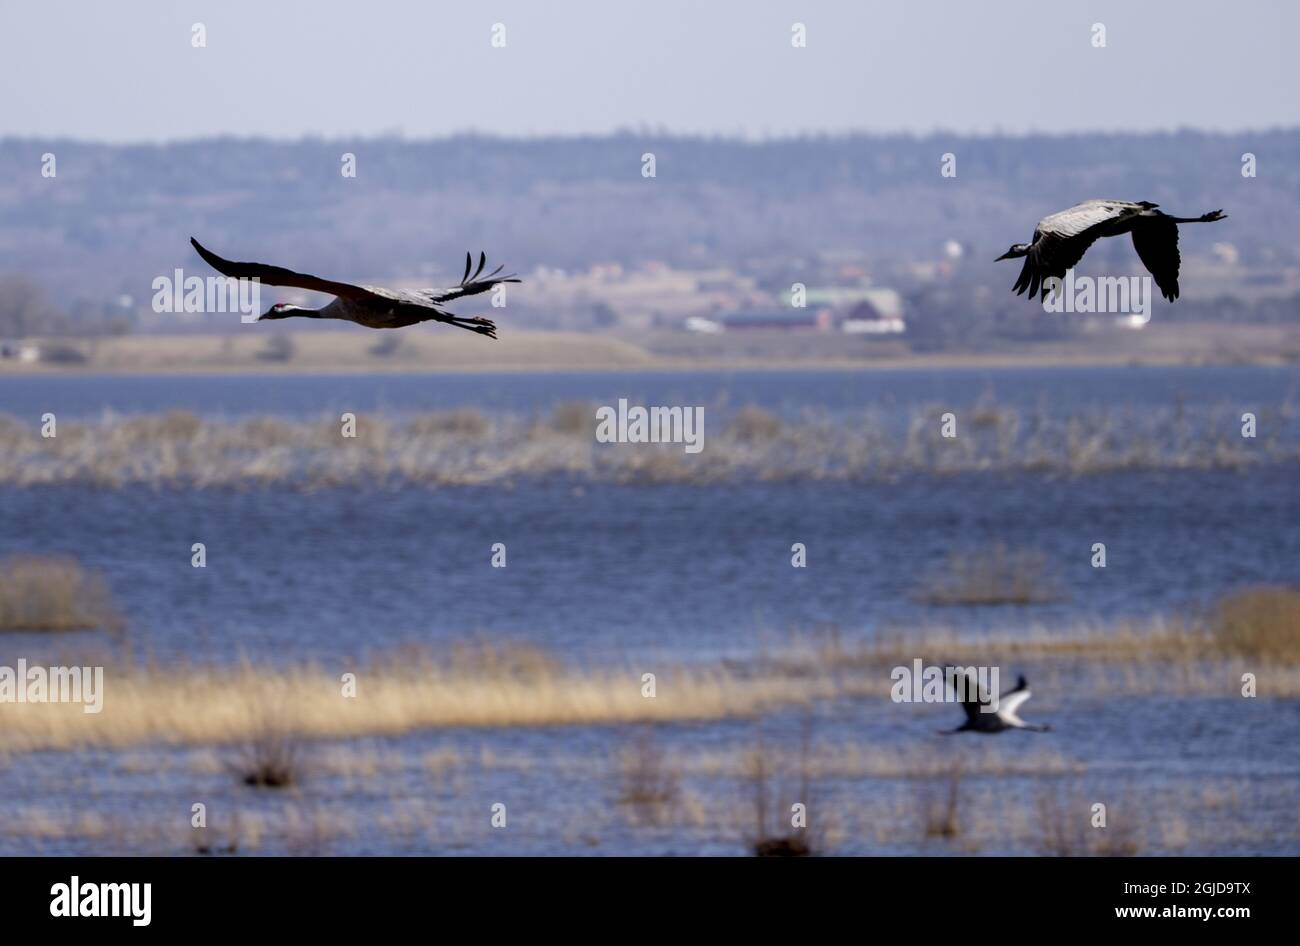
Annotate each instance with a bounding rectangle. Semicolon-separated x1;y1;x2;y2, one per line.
1131;217;1181;301
417;251;521;306
1014;227;1107;300
949;669;987;722
191;238;373;301
1014;202;1132;300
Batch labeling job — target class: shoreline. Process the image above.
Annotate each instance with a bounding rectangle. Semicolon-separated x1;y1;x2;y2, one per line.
2;351;1296;378
1;324;1296;377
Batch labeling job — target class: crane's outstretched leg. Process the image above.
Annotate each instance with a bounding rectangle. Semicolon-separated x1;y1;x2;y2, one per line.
424;313;497;338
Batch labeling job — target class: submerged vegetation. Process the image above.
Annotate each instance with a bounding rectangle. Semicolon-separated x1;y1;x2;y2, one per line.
0;597;1294;854
918;544;1062;606
616;729;681;819
0;399;1294;489
0;736;1283;856
227;698;308;788
0;554;123;632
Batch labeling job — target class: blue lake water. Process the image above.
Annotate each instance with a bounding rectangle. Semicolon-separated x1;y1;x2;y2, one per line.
2;363;1297;419
0;365;1296;855
1;470;1297;667
0;365;1297;665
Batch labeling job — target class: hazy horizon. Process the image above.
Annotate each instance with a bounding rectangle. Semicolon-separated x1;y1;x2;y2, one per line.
5;125;1300;147
3;0;1297;143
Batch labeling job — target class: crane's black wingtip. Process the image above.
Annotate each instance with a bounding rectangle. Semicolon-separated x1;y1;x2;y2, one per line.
190;237;217;262
190;236;220;260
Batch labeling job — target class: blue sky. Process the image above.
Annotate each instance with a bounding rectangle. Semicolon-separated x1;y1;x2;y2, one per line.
2;0;1296;141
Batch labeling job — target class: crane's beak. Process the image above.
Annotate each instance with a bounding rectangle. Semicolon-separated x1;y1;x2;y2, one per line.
995;249;1015;261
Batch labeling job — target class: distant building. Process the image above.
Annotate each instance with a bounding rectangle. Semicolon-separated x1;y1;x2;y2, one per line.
843;316;906;334
716;308;831;331
845;289;904;320
685;316;723;334
808;288;907;334
785;285;903;315
1211;242;1240;266
693;286;906;334
0;341;41;362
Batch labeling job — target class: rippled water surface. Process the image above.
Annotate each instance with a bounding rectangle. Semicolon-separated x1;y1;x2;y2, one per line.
0;365;1296;855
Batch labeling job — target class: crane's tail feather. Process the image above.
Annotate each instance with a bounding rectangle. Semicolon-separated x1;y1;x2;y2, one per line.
454;252;521;294
461;251;490;285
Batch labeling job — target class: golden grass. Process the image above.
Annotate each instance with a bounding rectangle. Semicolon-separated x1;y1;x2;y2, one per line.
766;616;1300;702
1210;586;1300;660
0;554;123;632
0;652;822;754
1;608;1297;756
782;612;1300;668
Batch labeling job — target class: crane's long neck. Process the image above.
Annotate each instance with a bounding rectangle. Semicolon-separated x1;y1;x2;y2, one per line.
263;304;324;320
1164;211;1225;223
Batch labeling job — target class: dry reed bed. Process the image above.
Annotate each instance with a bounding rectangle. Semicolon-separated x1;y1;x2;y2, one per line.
0;400;1294;488
0;658;827;754
3;619;1298;754
774;613;1300;698
784;587;1300;667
